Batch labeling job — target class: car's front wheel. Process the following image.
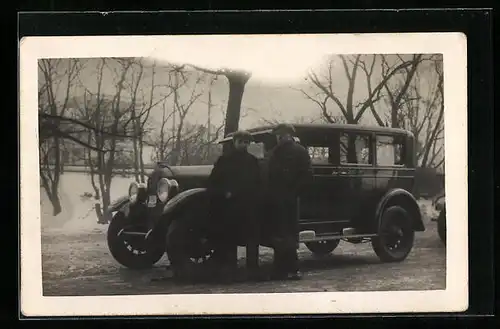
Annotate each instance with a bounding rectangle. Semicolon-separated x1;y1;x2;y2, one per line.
371;205;415;263
165;210;215;280
437;208;446;244
107;212;165;269
305;240;340;256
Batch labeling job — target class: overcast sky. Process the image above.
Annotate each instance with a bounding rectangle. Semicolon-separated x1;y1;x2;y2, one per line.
147;35;338;85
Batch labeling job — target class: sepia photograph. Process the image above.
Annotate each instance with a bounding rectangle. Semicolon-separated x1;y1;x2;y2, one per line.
20;33;468;316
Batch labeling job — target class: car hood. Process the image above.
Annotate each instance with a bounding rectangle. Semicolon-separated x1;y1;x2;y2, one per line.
168;165;214;178
148;164;214;192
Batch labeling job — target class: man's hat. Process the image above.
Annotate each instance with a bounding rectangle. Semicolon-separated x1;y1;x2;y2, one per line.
232;130;253;142
272;123;296;136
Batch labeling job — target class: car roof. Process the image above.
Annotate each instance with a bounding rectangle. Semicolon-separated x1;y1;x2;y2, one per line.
218;123;413;143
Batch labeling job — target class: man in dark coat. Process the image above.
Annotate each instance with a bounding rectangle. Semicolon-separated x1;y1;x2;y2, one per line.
206;130;262;281
267;123;312;280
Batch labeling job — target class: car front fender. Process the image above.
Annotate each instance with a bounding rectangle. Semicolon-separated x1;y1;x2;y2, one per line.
375;188;425;232
106;195;130;216
161;188;208;218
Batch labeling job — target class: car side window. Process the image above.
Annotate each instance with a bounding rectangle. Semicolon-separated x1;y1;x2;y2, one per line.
376;135;405;166
307;146;331;165
340;132;371;165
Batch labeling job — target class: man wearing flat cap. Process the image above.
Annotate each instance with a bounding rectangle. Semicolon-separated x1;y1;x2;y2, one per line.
267;123;312;280
206;130;262;282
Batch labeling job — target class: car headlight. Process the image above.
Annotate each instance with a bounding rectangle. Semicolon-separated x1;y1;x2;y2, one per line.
169;179;179;195
157;178;171;203
129;181;147;204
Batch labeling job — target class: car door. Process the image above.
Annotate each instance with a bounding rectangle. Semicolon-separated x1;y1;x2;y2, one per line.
297;131;349;234
337;131;376;230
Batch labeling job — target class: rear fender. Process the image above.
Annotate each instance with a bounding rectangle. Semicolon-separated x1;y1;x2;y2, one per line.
375;188;425;232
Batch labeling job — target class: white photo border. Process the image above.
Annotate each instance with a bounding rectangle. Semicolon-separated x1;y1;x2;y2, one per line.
20;33;468;316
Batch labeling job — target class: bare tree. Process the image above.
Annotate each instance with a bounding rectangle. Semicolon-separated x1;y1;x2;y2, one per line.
183;64;252;140
38;58;83;215
387;58;444;168
177;121;226;165
76;58;140;224
419;60;444;168
146;65;206;165
300;54;434;164
125;59;174;183
379;54;424;128
38;58;145;216
149;99;176;162
149;74;228;166
302;54;424;125
168;67;206;165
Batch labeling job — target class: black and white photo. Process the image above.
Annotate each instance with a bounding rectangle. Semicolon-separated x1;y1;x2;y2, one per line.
20;33;468;316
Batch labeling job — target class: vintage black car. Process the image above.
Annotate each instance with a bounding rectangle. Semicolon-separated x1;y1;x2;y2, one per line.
105;123;425;269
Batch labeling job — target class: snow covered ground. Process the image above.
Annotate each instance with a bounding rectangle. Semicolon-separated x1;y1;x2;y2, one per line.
40;172;135;235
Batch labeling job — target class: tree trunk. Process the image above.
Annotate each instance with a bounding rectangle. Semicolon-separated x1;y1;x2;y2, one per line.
138;136;146;183
49;190;62;216
421;75;444;168
131;109;140;182
94;204;104;224
132;136;140;183
101;186;112;224
223;71;250;153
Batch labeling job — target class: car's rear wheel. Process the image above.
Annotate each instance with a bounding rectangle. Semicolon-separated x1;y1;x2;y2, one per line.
437;208;446;244
305;240;340;256
107;212;165;269
371;205;415;263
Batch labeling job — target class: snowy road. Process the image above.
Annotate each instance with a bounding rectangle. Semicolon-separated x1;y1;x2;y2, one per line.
41;217;446;296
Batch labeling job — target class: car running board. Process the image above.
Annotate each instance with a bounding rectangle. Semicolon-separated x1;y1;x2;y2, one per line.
299;233;378;243
117;229;378;243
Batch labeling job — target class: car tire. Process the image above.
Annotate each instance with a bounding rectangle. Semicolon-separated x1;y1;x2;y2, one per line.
165;211;214;272
107;212;165;269
305;240;340;256
371;205;415;263
437;208;446;244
